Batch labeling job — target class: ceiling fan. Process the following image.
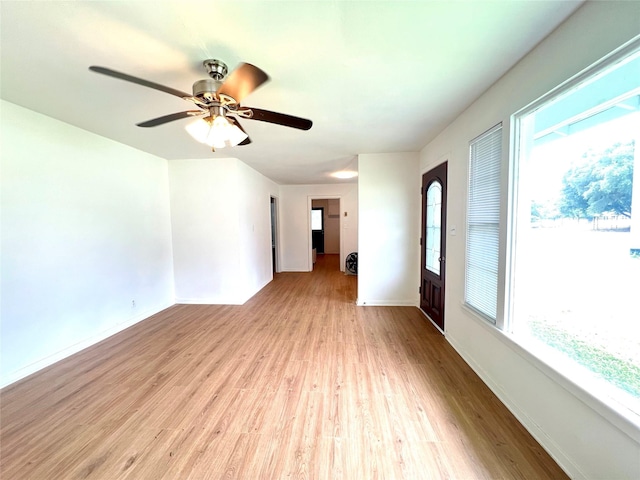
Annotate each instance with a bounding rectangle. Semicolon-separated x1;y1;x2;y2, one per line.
89;59;312;150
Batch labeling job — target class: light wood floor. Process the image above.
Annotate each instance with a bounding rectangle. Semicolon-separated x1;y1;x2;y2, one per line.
1;254;567;479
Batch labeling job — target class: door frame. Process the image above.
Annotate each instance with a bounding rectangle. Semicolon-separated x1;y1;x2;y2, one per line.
270;195;280;274
307;196;343;271
420;162;447;333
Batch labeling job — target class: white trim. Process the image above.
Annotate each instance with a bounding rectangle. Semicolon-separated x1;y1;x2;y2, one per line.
514;35;640;119
0;302;174;388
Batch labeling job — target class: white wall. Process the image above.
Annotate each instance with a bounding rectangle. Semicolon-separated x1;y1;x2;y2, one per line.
419;2;640;478
358;152;420;306
169;158;279;304
325;199;341;254
279;184;358;272
1;100;175;387
235;160;281;296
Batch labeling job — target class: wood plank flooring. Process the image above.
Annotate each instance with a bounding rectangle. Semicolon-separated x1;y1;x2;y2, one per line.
0;254;568;479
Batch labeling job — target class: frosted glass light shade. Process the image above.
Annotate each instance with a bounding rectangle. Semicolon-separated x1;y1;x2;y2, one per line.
185;116;248;149
331;171;358;179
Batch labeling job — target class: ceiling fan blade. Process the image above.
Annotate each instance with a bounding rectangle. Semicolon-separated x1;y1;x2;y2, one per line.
246;108;313;130
136;111;203;128
228;117;252;145
89;66;192;99
217;63;269;103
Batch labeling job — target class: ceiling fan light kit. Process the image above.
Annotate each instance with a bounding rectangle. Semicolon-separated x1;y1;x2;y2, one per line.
89;58;312;151
185;114;248;149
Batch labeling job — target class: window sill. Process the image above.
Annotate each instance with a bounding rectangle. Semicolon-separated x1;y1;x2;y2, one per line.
460;302;640;444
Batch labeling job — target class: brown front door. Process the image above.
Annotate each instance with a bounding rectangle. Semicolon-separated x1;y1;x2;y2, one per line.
420;162;447;332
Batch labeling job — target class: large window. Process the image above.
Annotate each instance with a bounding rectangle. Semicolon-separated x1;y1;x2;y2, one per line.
509;40;640;417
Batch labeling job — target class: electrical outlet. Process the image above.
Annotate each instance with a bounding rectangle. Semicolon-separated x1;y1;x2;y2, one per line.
132;300;136;308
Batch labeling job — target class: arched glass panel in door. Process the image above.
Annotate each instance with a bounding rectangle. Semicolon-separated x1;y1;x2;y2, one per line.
425;181;442;275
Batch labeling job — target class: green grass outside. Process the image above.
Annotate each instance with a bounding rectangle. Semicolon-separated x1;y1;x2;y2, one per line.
529;318;640;398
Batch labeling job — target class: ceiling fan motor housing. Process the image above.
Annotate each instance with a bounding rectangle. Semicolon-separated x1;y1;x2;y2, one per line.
192;78;222;102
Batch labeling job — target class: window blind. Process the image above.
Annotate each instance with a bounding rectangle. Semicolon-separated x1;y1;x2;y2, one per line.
465;124;502;322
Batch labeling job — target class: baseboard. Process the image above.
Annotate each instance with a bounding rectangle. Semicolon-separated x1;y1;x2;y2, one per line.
0;301;174;389
176;277;272;306
446;335;585;480
175;297;245;305
356;299;418;307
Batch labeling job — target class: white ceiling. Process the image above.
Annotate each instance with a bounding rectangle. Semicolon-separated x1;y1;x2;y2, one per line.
1;1;583;185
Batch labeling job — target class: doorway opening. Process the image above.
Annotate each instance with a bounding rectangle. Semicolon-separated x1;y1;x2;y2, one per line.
270;196;279;274
311;207;325;254
309;197;342;271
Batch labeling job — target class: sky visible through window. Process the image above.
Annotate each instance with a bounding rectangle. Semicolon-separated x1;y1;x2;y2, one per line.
529;113;638;202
